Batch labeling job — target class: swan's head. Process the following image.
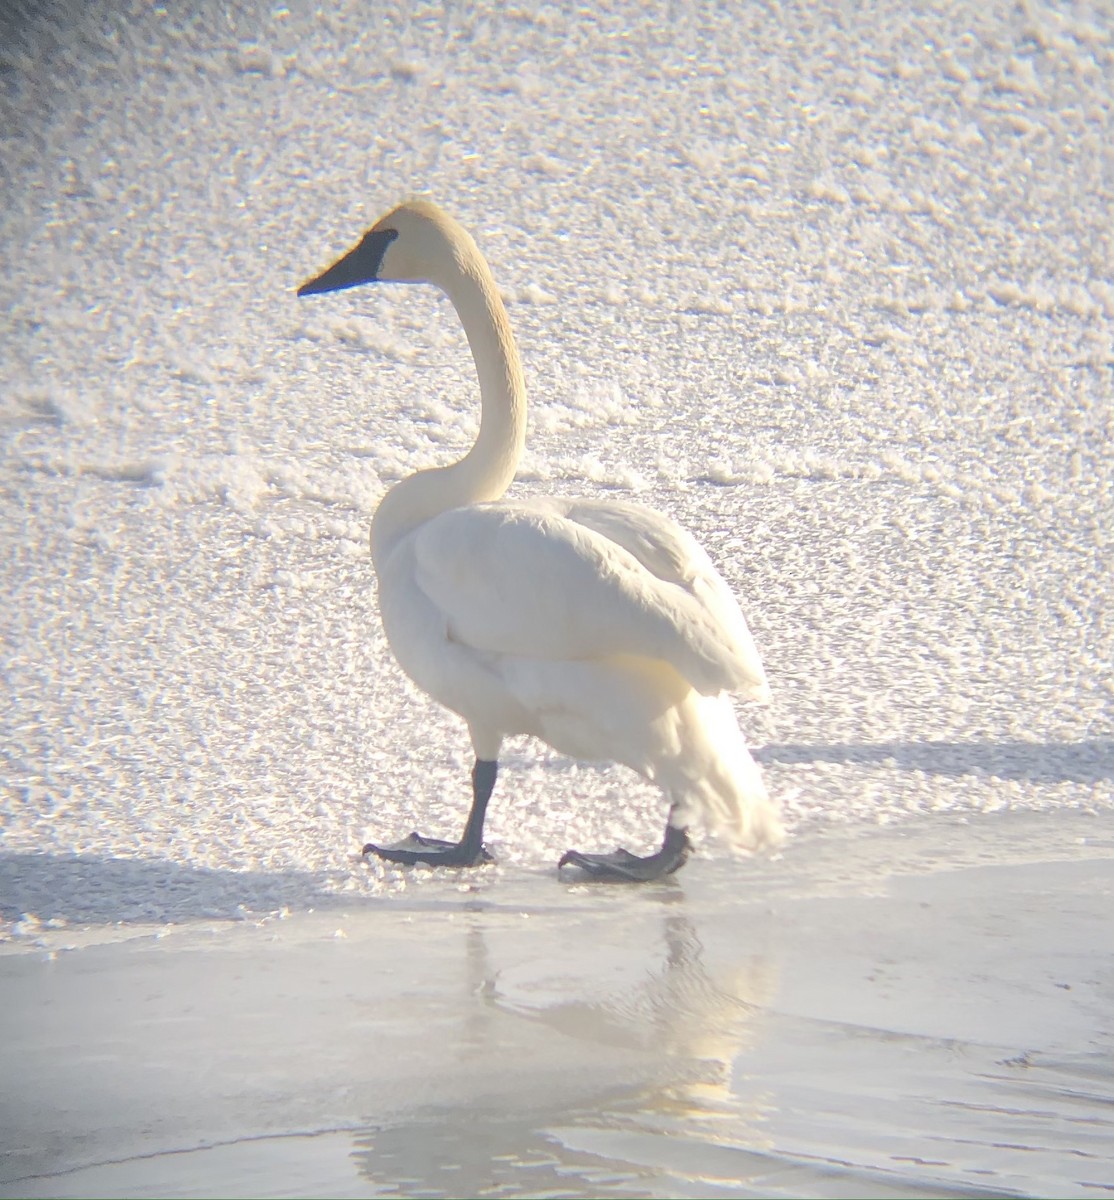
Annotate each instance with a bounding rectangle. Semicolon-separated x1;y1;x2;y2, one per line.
297;200;474;296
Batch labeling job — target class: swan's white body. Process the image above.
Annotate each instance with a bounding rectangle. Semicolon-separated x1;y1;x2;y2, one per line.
305;201;782;854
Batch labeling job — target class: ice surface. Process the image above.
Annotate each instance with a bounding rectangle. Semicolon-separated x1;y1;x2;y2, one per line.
2;814;1113;1198
1;0;1112;1193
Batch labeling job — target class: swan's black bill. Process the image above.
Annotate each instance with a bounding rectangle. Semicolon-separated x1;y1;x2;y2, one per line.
297;227;398;296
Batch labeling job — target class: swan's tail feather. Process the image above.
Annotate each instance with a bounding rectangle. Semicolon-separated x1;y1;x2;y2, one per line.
668;693;784;853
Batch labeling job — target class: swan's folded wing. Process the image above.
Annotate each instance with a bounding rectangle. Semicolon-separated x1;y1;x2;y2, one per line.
552;497;769;697
553;498;697;585
409;503;769;699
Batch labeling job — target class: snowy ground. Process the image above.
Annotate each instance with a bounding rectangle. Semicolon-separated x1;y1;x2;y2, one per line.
2;0;1112;1195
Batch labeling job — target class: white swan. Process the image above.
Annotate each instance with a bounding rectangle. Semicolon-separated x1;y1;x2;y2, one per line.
298;200;782;880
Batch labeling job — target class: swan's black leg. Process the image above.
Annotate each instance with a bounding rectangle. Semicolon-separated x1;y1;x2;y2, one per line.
558;820;691;882
363;759;497;868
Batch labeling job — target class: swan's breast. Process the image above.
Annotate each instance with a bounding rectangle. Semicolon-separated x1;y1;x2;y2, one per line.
375;533;536;737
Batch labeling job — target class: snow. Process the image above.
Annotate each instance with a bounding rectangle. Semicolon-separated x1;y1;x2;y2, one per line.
1;0;1112;1194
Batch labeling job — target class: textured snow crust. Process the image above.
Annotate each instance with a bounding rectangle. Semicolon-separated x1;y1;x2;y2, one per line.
1;0;1112;930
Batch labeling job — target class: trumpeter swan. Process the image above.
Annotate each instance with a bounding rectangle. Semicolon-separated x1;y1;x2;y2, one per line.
298;200;782;880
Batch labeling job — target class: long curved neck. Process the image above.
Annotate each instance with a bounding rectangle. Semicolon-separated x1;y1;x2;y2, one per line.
371;244;526;568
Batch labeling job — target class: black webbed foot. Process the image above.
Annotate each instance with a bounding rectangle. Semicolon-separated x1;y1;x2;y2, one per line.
363;832;493;868
558;826;691;882
362;759;498;870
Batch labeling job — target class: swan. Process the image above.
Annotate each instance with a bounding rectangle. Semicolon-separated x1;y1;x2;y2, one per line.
298;200;782;881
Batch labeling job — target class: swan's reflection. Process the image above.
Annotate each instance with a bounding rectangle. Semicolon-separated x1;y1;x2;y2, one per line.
349;891;779;1197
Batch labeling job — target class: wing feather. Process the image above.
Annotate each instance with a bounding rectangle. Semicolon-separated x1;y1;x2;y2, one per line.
409;498;768;699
